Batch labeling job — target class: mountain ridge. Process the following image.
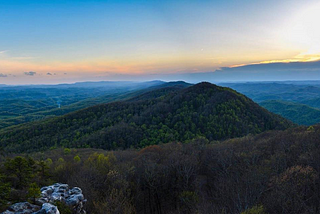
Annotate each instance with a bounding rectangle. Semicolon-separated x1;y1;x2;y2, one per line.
0;82;293;153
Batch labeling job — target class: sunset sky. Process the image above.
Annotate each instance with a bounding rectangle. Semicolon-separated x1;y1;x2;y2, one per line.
1;0;320;84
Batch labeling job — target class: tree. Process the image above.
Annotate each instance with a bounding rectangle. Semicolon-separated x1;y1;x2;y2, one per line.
0;173;10;208
64;148;71;155
5;156;35;189
37;160;50;183
27;182;41;204
74;155;81;163
241;205;266;214
265;166;319;213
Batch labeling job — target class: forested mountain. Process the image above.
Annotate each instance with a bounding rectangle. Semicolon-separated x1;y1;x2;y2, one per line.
1;124;319;214
260;100;320;125
0;81;166;129
220;81;320;125
0;82;293;153
220;82;320;105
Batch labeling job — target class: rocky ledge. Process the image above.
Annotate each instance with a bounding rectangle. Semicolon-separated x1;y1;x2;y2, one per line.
1;183;86;214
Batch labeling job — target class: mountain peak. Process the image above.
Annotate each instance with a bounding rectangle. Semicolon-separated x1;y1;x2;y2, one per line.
0;83;293;153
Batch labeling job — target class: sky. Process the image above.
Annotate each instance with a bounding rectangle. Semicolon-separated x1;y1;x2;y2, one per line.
0;0;320;84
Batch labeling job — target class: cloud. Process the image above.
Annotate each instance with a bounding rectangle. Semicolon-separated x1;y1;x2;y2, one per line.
0;73;7;77
24;71;37;76
182;60;320;82
47;72;52;75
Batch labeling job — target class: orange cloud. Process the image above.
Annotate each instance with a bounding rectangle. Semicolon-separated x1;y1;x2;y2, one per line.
230;54;320;68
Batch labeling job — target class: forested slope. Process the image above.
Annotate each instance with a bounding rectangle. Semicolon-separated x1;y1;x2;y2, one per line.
0;80;168;129
2;125;320;213
0;82;293;153
260;100;320;125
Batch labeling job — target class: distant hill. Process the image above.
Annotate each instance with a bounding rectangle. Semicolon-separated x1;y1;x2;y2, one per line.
220;82;320;105
0;82;293;153
260;100;320;125
0;81;172;130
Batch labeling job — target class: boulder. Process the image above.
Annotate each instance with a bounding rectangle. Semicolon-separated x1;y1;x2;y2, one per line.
1;202;40;214
37;183;86;214
1;183;86;214
36;203;60;214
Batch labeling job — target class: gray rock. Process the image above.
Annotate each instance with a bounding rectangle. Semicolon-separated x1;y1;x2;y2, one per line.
1;183;86;214
38;183;86;213
1;202;40;214
41;203;60;214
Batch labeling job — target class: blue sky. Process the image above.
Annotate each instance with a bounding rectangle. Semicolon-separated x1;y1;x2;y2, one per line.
0;0;319;84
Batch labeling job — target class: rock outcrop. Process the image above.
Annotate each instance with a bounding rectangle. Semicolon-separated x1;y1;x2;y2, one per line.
1;183;86;214
38;183;86;213
2;202;41;214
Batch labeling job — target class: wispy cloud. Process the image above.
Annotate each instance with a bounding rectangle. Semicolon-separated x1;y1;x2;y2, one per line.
0;73;8;77
47;72;52;75
24;71;37;76
230;54;320;68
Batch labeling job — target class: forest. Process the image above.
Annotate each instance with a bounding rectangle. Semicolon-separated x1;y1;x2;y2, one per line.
0;81;165;129
0;82;292;153
2;81;320;131
1;124;320;213
222;81;320;125
1;81;319;214
2;0;319;213
260;100;320;125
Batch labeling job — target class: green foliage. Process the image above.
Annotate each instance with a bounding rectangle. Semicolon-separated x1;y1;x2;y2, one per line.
47;124;320;213
73;155;81;163
0;173;10;207
0;83;292;153
0;81;179;130
179;191;199;202
45;158;53;166
308;125;315;132
222;82;320;110
0;156;50;208
260;100;320;125
241;205;266;214
57;157;65;163
55;158;66;172
85;153;116;173
2;125;320;213
63;148;71;155
27;182;41;203
54;201;72;214
4;156;35;189
36;160;51;184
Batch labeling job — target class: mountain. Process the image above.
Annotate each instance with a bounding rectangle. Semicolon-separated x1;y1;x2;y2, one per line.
0;82;293;153
301;98;320;109
260;100;320;125
219;82;320;103
1;80;165;89
218;82;320;124
0;81;177;130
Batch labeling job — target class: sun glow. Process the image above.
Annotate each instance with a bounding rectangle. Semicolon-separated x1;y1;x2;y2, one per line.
285;2;320;56
229;2;320;69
